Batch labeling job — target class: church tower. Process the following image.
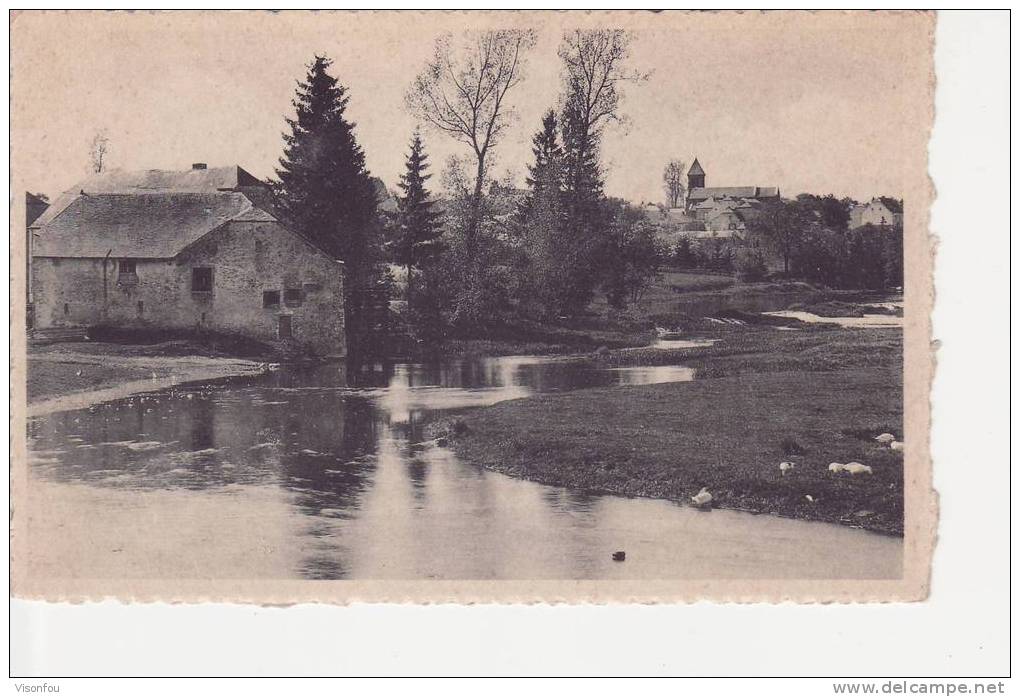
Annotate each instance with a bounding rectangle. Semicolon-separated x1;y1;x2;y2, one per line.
688;158;706;190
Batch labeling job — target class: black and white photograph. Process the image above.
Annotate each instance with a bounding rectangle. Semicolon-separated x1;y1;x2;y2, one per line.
9;10;939;603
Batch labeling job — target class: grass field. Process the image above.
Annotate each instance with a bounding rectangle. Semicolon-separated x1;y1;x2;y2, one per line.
438;326;905;535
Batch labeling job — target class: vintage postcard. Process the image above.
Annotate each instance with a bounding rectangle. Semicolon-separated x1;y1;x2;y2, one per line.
10;10;936;603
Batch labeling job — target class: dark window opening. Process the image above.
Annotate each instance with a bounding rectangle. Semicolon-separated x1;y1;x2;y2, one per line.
284;288;303;307
200;312;207;323
263;290;280;308
302;282;322;294
63;303;69;315
191;267;213;292
119;259;137;274
278;315;292;339
137;300;144;316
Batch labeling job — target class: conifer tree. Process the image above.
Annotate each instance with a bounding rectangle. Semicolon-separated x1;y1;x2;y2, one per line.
526;110;564;193
395;129;441;285
273;55;382;356
274;55;379;265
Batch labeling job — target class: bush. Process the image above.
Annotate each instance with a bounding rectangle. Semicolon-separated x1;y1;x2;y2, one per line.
735;249;768;282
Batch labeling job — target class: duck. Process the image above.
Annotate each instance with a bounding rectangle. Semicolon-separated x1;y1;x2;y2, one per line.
779;461;795;475
691;487;713;507
890;441;904;452
875;433;896;444
828;462;845;473
843;462;873;475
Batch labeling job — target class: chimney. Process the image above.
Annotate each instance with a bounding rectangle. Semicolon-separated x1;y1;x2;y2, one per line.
192;163;207;170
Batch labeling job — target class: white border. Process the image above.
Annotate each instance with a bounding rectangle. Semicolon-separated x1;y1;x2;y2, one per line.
7;8;1012;682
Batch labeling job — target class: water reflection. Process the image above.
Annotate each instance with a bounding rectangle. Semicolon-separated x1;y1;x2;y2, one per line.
25;353;902;581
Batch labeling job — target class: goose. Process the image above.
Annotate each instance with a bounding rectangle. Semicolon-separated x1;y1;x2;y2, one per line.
691;487;713;507
875;433;896;444
843;462;873;475
828;462;845;473
890;441;904;452
779;461;795;475
805;494;817;503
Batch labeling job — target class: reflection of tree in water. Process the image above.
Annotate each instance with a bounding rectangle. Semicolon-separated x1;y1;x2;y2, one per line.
189;396;215;451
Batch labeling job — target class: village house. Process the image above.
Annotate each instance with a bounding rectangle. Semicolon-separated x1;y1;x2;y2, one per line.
849;197;903;229
29;164;347;356
684;158;780;215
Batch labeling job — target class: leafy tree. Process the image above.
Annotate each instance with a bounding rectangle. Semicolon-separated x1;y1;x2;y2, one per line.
395;129;442;286
406;30;535;262
673;234;699;268
555;29;644;315
746;199;809;274
663;159;686;208
273;55;382;356
795;193;851;231
600;203;664;308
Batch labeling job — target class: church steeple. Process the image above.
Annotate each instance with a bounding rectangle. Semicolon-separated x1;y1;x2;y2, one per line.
688;158;706;190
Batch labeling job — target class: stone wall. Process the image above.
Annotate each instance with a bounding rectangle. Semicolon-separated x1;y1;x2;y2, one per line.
32;220;346;356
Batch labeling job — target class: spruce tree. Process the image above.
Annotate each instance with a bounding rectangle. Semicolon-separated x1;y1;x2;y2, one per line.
395;129;441;284
273;55;382;356
274;55;379;264
525;110;564;193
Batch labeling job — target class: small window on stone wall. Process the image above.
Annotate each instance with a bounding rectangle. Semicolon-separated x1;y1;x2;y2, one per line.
263;290;280;308
63;303;69;316
191;267;213;292
137;300;144;316
284;287;303;307
119;259;137;274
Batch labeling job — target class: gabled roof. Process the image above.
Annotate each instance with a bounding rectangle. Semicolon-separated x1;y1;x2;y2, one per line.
31;192;263;258
76;165;265;194
30;165;269;230
688;159;705;176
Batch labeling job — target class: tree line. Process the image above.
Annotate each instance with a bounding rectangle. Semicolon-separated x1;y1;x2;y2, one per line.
269;34;904;356
271;31;662;353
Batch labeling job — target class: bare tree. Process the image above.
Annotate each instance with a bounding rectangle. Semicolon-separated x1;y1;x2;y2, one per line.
663;159;686;208
558;30;645;143
89;130;110;174
406;30;536;258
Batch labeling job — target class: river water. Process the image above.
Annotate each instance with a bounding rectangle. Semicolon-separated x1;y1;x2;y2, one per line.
25;353;902;581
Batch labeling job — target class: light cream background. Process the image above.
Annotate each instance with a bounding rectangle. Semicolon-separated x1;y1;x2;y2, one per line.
9;10;937;603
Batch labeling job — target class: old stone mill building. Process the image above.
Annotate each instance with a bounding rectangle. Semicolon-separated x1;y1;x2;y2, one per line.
29;164;346;356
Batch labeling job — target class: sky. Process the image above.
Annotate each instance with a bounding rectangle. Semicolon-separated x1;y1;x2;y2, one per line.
11;11;933;205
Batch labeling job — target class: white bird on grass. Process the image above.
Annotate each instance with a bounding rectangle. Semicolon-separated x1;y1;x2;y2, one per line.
779;461;795;475
691;487;713;507
843;462;873;475
875;433;896;444
805;494;817;504
890;441;904;452
828;462;845;473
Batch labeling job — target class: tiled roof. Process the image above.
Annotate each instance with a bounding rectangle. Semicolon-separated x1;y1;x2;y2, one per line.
31;192;262;258
688;186;780;201
688;159;705;176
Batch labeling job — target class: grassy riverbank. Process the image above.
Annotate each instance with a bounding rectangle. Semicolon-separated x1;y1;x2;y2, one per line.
438;326;905;535
27;342;267;413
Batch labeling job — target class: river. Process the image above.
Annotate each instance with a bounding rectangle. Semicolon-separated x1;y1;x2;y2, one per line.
24;351;902;581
